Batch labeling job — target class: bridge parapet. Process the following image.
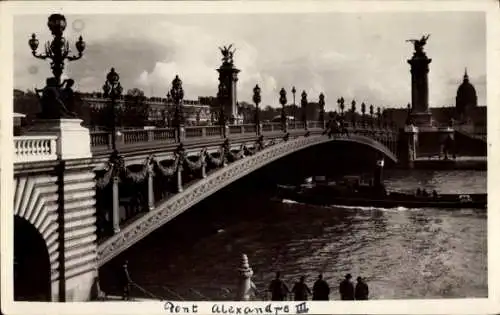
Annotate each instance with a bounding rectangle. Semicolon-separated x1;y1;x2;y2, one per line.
14;135;58;163
88;121;397;155
14;122;398;165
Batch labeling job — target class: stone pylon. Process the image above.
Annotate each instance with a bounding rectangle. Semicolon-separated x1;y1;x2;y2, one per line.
407;38;433;127
217;46;241;124
236;254;256;301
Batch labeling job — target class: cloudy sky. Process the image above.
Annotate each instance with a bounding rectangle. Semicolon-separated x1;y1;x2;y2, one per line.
13;12;485;110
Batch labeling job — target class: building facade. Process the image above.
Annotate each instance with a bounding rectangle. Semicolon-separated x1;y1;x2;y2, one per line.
79;92;212;127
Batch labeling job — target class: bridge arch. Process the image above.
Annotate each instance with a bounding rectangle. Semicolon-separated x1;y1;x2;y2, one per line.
98;134;397;266
14;216;52;301
13;175;60;301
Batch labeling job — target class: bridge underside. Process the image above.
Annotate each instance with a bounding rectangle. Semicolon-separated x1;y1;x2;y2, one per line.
97;133;397;266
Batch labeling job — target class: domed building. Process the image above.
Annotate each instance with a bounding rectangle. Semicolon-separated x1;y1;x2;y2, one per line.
385;68;485;131
455;68;478;121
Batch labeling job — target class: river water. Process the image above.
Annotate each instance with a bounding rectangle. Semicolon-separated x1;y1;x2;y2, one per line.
100;169;487;300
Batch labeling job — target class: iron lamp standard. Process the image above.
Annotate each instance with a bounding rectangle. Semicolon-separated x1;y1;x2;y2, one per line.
102;68;123;152
253;84;261;136
337;97;345;117
318;92;326;129
351;99;357;128
301;90;308;130
292;86;297;123
29;14;86;86
171;75;184;142
377;107;382;129
279;88;288;132
369;104;374;129
361;102;367;128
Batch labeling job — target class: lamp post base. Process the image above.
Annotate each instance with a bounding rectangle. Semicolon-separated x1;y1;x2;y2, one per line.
27;118;92;160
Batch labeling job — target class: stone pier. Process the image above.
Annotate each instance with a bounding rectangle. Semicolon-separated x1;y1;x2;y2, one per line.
20;118;98;301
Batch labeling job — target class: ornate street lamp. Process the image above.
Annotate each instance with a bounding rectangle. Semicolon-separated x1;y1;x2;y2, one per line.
376;107;382;128
279;88;287;132
405;102;412;125
337;97;345;117
170;75;184;142
361;102;366;128
369;104;374;128
301;90;308;130
253;84;261;135
29;14;85;85
291;86;297;121
318;93;325;127
102;68;123;152
351;99;357;128
382;108;387;129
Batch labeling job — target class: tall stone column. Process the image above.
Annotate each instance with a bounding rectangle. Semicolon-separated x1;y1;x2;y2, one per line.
217;45;241;124
407;35;433;127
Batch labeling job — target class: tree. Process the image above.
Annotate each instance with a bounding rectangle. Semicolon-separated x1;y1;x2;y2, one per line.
123;88;148;127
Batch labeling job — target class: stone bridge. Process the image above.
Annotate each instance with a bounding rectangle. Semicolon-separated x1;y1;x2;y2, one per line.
13;120;398;302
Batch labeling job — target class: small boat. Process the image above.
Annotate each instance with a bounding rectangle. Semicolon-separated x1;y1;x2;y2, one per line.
276;159;487;210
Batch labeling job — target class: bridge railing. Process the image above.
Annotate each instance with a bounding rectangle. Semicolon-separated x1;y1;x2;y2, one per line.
89;121;331;151
13;121;398;163
14;135;58;163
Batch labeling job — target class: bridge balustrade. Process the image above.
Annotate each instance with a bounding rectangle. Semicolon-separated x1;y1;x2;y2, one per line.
14;135;58;163
90;122;325;152
186;126;204;138
87;121;400;154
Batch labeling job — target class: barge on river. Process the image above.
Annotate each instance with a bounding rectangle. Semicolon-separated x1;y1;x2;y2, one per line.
276;159;486;210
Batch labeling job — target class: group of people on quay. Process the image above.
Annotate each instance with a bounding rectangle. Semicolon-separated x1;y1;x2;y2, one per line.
117;262;369;301
267;272;369;301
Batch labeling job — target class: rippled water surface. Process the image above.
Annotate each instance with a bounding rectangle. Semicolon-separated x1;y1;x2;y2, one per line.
102;170;487;300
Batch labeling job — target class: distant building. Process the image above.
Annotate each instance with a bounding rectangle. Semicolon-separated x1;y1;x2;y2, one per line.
455;68;478;121
385;69;486;132
79;92;212;126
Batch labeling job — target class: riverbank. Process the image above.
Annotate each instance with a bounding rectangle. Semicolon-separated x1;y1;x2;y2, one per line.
400;156;487;170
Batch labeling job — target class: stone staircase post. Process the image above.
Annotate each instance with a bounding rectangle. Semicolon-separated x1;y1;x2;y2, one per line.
236;254;255;301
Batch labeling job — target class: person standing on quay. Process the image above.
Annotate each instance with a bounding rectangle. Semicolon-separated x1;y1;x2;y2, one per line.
268;271;290;301
355;277;369;300
292;275;312;301
312;273;330;300
119;260;132;300
339;273;355;300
